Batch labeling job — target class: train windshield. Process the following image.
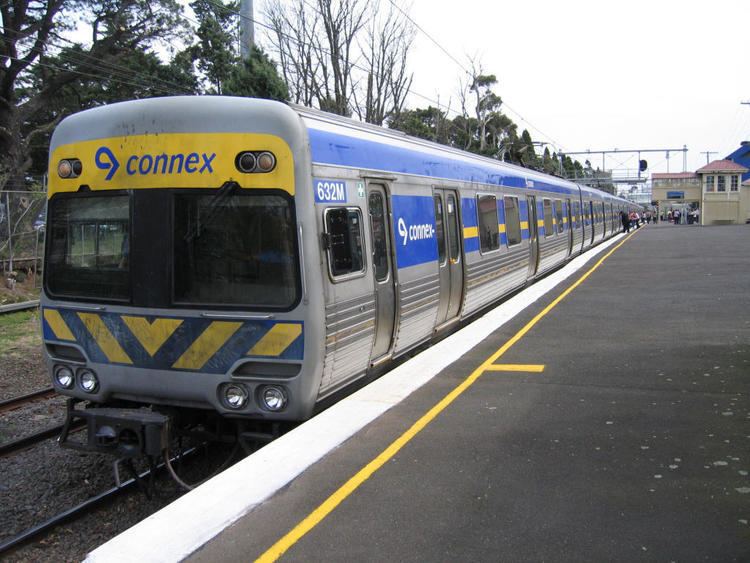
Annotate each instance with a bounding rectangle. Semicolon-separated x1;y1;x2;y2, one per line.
45;190;299;309
173;192;297;307
46;194;131;301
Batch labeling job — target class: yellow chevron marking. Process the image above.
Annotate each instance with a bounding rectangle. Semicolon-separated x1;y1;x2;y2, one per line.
498;224;506;233
249;323;302;357
521;221;529;230
463;226;478;239
122;316;183;357
43;309;76;341
537;219;545;228
485;364;546;373
77;313;132;364
172;321;242;370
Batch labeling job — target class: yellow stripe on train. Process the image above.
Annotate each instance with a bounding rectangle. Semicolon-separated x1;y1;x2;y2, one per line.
248;323;303;357
43;309;76;341
463;226;478;239
48;132;295;196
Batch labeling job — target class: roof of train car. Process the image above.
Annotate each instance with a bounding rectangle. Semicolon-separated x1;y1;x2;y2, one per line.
293;103;631;205
48;96;631;206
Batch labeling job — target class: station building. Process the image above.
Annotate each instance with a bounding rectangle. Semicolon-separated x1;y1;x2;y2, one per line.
652;158;750;225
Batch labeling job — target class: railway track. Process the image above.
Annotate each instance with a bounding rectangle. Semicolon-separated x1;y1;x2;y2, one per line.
0;387;56;414
0;300;39;314
0;448;200;557
0;388;81;459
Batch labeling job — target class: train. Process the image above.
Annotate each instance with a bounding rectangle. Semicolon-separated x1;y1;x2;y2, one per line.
41;96;638;458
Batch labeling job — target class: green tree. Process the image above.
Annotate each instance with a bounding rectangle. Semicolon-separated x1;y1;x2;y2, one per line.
223;46;288;101
0;0;189;192
388;106;448;144
188;0;237;94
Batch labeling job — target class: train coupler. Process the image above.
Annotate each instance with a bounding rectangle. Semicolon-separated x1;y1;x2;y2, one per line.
59;399;171;458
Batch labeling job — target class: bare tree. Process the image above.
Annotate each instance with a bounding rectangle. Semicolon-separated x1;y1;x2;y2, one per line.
263;0;413;123
354;0;414;124
264;0;321;107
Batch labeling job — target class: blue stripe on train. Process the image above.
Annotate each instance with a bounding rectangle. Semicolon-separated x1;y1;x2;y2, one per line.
308;129;577;195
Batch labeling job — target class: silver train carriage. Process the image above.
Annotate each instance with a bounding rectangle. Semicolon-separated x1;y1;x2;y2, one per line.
41;96;637;456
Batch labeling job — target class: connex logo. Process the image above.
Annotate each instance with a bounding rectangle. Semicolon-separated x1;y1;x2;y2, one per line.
397;217;435;246
95;147;120;181
95;146;216;181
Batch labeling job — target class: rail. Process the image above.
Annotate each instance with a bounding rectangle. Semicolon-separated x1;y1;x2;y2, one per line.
0;300;39;314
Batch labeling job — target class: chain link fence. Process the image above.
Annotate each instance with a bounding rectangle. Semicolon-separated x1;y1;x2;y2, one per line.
0;189;47;288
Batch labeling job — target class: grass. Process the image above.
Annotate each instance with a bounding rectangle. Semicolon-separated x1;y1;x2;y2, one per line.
0;310;41;355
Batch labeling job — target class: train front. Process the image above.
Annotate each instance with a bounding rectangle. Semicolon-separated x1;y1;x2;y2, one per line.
41;97;320;458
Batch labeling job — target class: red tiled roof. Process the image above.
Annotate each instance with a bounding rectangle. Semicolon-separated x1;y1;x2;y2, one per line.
652;172;698;179
696;159;749;173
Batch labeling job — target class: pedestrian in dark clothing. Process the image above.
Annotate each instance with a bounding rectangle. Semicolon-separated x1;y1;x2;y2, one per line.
621;211;630;233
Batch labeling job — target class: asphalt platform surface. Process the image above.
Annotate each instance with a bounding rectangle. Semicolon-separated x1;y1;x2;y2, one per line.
191;224;750;562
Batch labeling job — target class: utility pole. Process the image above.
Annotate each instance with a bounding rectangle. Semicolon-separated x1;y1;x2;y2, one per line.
240;0;254;60
683;144;687;172
701;151;717;165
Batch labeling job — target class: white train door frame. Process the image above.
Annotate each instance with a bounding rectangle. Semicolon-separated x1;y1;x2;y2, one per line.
526;195;539;278
433;188;464;327
366;183;396;363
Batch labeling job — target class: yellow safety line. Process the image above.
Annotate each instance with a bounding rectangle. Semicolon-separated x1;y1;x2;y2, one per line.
255;230;638;562
485;364;545;373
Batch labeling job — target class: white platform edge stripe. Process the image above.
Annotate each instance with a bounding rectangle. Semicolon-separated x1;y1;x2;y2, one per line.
85;234;624;563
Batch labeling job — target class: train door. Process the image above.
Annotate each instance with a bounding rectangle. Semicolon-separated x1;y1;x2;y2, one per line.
433;189;464;326
526;195;539;277
367;183;396;361
588;201;595;243
566;198;573;256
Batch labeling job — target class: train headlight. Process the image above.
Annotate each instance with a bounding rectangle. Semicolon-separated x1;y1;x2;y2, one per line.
260;385;288;412
236;152;257;173
235;151;276;174
54;365;74;389
223;384;249;410
79;369;99;393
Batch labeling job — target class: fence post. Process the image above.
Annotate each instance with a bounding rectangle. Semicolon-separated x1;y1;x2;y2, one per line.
5;192;12;273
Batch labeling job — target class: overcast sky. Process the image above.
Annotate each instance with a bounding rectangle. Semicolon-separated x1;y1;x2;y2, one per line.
398;0;750;176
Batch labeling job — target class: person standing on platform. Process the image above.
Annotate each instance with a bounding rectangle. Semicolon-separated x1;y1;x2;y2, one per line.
621;210;630;233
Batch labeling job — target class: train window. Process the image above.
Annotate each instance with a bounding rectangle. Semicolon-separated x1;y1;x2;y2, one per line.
369;193;389;282
433;195;446;264
325;207;365;278
554;200;564;234
46;194;131;301
477;194;499;252
542;199;554;237
573;201;580;229
174;193;298;307
446;194;460;261
503;196;522;246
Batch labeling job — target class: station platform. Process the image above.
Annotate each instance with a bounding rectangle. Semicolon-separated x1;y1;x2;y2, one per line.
89;224;750;562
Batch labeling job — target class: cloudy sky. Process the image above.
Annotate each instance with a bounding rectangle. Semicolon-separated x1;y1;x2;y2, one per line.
399;0;749;176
